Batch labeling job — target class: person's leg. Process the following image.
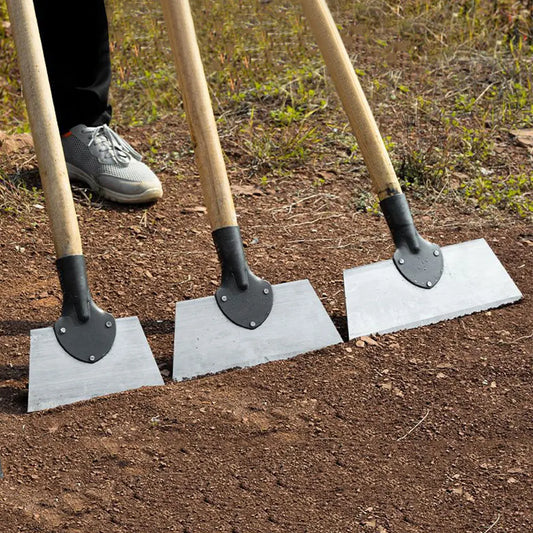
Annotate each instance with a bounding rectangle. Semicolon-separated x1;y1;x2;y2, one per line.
33;0;162;204
34;0;112;134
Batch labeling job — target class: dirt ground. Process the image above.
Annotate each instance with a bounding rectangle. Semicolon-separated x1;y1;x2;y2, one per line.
0;119;532;532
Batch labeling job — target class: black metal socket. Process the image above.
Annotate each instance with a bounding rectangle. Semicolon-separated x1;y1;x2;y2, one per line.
53;255;116;363
212;226;273;329
380;193;443;289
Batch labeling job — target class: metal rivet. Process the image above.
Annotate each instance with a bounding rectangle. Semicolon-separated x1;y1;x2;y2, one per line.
250;321;256;328
221;295;228;302
398;258;405;265
433;250;440;257
105;321;112;328
59;327;66;334
89;355;95;362
426;281;433;288
263;288;270;295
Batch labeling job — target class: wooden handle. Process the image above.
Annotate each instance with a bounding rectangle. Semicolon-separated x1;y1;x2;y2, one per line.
300;0;402;200
160;0;237;230
6;0;83;258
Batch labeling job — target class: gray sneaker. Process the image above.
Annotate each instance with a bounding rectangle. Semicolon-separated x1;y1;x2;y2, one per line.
61;124;163;204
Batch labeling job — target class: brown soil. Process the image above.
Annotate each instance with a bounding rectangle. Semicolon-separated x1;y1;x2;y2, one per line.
0;120;532;532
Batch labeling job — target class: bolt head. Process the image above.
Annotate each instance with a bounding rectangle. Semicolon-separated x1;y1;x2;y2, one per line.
426;281;433;288
250;321;256;328
398;258;405;265
221;295;228;302
105;321;112;328
263;288;270;295
59;327;66;334
89;355;95;362
433;249;440;257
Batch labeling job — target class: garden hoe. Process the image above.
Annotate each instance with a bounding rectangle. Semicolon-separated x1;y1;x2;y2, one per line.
299;0;522;339
160;0;342;381
7;0;163;412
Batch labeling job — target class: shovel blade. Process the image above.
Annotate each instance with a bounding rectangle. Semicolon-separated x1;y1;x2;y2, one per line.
173;279;342;381
28;316;163;412
344;238;522;339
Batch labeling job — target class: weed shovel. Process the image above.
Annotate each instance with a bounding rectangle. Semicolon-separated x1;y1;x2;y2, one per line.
7;0;163;412
299;0;522;338
160;0;342;381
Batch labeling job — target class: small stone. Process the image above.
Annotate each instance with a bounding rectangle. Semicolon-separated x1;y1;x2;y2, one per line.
507;477;518;484
490;381;497;388
355;340;365;348
436;372;446;379
464;491;475;502
360;335;378;346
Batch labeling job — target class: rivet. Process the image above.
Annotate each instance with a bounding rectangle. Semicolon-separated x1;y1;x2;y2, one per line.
89;355;95;362
221;295;228;302
105;321;112;328
433;250;440;257
426;281;433;288
263;288;270;295
398;258;405;265
59;327;66;334
250;321;256;328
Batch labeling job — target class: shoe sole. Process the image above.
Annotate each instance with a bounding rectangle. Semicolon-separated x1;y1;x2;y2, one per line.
66;163;163;204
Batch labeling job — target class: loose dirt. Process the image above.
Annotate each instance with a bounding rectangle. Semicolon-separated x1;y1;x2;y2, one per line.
0;120;531;532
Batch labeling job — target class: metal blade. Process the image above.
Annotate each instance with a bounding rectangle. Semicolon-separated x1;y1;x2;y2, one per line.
344;238;523;339
28;316;163;412
173;279;342;381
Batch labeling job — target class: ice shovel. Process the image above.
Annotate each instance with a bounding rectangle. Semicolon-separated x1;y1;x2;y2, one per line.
299;0;522;338
7;0;163;412
160;0;342;381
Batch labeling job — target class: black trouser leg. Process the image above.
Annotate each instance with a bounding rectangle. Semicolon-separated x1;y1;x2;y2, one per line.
34;0;112;133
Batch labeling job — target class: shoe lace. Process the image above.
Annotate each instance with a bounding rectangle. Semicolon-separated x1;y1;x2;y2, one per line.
87;125;142;164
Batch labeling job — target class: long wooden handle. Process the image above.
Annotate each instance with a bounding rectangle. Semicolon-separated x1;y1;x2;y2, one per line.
6;0;83;258
300;0;402;200
160;0;237;230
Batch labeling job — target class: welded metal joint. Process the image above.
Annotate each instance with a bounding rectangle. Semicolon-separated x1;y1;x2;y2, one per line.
54;255;116;363
380;193;444;289
212;226;273;329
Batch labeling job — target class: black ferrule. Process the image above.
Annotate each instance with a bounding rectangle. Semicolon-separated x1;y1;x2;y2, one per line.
56;254;92;323
380;193;420;253
212;226;249;290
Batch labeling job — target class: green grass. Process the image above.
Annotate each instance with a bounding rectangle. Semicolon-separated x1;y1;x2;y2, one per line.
0;0;532;219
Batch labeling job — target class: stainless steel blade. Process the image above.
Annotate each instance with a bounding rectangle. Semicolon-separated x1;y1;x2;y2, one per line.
344;238;523;339
28;316;163;412
173;279;342;381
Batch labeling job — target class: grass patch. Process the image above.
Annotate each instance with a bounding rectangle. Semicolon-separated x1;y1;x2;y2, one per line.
0;168;44;218
0;0;532;219
463;170;533;218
